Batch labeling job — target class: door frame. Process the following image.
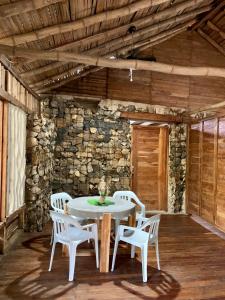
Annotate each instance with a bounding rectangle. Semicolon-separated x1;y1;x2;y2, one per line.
131;125;168;212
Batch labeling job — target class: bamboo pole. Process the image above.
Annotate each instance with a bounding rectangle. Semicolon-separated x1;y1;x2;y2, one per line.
0;43;225;83
197;28;225;56
0;0;169;46
192;0;225;31
0;0;63;19
20;0;211;67
30;19;195;88
34;23;191;91
207;21;225;40
22;5;210;79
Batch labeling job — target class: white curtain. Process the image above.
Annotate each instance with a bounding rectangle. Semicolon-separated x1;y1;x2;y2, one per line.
6;104;26;216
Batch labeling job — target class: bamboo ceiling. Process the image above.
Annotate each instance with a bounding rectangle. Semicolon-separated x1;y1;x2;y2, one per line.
0;0;223;95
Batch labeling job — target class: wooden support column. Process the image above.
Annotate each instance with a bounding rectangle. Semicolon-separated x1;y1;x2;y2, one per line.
100;213;111;273
158;127;168;211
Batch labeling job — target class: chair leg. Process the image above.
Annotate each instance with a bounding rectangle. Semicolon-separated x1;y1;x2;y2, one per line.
131;245;135;258
155;240;160;270
50;226;54;245
68;243;77;281
111;234;120;272
141;245;148;283
94;230;99;268
114;219;120;235
48;242;56;271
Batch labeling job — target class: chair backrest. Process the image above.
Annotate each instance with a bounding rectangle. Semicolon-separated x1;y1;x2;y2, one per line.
50;192;73;213
139;214;160;241
113;191;145;217
49;210;82;239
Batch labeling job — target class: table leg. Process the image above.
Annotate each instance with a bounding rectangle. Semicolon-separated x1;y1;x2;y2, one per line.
128;208;136;253
100;213;111;272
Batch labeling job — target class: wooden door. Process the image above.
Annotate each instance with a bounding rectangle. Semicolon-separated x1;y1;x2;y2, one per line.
132;126;168;211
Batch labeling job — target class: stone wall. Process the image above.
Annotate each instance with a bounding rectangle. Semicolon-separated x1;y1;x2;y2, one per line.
50;99;131;196
25;100;56;231
25;97;187;231
168;124;187;213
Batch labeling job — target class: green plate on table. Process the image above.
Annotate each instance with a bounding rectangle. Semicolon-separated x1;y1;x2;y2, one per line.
88;198;114;206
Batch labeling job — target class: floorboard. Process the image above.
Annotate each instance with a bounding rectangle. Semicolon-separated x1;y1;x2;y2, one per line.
1;215;225;300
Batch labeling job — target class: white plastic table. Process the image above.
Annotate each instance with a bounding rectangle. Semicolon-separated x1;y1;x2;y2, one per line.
68;195;136;272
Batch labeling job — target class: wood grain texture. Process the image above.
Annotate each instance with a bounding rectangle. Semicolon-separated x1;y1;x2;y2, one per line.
201;119;217;223
132;126;167;211
100;213;111;273
1;101;8;221
187;124;202;215
54;31;225;110
2;215;225;299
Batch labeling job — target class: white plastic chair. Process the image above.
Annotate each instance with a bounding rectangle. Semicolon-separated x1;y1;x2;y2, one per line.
48;210;99;281
113;191;145;232
111;214;160;282
50;192;86;244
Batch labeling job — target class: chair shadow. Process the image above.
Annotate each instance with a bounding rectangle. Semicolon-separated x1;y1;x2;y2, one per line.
4;234;181;300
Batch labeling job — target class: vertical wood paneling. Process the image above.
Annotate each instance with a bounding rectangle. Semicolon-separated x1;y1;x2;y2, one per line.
201;119;217;223
215;118;225;231
1;102;8;221
0;100;3;219
132;126;168;211
187;123;202;215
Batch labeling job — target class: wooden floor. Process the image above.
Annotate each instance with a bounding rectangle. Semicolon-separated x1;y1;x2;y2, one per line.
1;215;225;300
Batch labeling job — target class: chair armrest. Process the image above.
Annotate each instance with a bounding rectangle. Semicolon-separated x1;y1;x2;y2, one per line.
82;223;97;230
118;225;136;236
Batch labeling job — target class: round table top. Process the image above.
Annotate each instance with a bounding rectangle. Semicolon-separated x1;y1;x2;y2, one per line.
68;195;135;219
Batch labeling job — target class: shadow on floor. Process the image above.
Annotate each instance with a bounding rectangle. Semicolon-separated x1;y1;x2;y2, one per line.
3;234;180;300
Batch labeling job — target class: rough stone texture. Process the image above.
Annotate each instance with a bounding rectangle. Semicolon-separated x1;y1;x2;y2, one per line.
168;124;187;213
25;100;56;231
51;99;131;196
25;97;187;231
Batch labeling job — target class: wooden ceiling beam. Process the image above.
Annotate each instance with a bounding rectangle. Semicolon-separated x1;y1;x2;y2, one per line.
0;0;169;46
32;20;194;90
190;100;225;115
36;29;187;93
207;21;225;39
1;37;225;84
28;18;197;83
0;0;63;19
19;0;210;67
197;28;225;56
192;0;225;31
120;112;183;123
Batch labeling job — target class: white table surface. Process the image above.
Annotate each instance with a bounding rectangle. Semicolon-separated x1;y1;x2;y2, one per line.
68;195;135;219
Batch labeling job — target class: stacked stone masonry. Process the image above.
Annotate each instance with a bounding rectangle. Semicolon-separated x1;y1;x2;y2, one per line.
25;98;187;231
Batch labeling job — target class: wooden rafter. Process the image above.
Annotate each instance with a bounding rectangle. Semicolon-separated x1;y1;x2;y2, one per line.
0;0;169;46
190;100;225;115
32;20;195;90
2;41;224;88
36;28;189;93
22;4;211;80
0;0;63;19
20;0;211;68
207;21;225;40
28;18;198;84
197;28;225;56
192;0;225;31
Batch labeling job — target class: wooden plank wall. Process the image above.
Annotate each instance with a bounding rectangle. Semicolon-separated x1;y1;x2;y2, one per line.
54;32;225;110
187;123;202;215
187;117;225;232
0;62;39;113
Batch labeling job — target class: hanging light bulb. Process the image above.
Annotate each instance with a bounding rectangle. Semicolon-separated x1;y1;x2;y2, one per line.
129;68;133;82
